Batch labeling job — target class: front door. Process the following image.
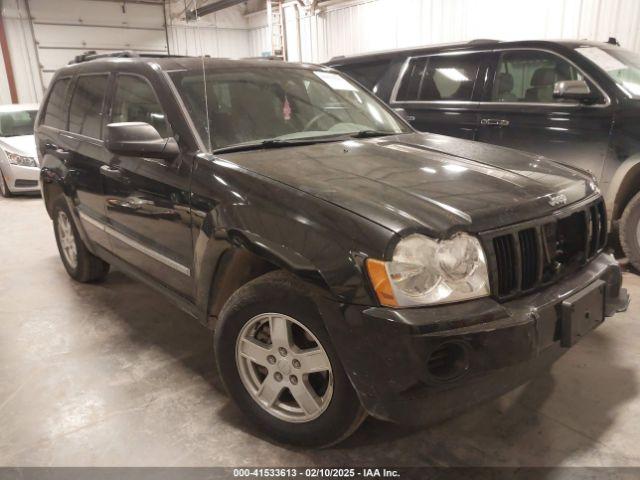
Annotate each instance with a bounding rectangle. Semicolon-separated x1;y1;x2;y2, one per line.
102;73;194;298
389;52;488;140
476;49;614;180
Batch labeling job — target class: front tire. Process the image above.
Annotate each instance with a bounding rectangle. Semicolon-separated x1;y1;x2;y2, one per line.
215;271;366;447
52;198;110;282
0;171;12;198
619;191;640;271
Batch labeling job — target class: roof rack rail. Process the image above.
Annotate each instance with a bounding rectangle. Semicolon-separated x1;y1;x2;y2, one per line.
69;50;192;65
467;38;499;44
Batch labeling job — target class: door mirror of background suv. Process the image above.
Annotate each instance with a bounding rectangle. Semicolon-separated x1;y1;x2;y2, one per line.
104;122;179;160
553;80;599;104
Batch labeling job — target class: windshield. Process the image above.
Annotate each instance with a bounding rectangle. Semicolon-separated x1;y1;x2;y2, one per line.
169;66;410;152
576;46;640;98
0;110;37;137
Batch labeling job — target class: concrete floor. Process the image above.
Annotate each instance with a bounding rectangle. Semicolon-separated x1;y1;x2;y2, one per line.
1;195;639;467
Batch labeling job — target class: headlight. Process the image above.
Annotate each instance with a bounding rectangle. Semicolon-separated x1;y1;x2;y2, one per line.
6;152;37;167
366;233;490;307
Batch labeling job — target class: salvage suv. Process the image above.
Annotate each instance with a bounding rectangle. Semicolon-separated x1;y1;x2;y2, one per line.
36;52;628;447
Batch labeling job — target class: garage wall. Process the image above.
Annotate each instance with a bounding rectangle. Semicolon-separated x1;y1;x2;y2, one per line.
248;0;640;62
0;0;255;104
166;2;251;58
30;0;168;88
0;0;42;104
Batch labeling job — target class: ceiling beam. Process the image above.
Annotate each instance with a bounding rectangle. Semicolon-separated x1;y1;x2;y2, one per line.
186;0;246;20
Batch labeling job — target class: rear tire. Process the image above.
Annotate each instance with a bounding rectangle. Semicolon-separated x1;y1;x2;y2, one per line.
52;198;110;282
215;271;366;447
0;171;12;198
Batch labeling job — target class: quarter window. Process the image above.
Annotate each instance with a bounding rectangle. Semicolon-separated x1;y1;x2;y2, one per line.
111;75;171;138
336;60;391;91
491;50;591;103
396;54;481;102
68;75;109;138
42;78;71;129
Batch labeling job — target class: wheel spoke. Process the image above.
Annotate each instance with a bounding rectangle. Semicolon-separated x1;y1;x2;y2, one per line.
297;348;331;374
269;315;293;349
289;380;322;416
257;377;283;407
238;338;272;367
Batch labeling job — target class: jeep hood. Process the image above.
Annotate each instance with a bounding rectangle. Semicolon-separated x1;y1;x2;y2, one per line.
219;132;597;235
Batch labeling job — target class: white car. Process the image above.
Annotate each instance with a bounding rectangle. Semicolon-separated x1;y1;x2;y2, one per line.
0;103;40;197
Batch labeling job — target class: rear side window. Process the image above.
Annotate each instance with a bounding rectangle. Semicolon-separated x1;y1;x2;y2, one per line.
42;78;71;129
111;75;171;138
396;54;482;102
336;60;391;91
396;58;428;100
68;74;109;138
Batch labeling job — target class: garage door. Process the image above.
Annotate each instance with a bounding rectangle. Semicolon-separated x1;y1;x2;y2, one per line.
28;0;168;87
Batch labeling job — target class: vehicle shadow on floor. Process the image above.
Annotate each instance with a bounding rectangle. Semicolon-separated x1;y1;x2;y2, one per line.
89;270;226;395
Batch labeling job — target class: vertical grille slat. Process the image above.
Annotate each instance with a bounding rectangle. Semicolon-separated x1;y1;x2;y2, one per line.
597;201;607;248
518;228;538;290
488;199;606;301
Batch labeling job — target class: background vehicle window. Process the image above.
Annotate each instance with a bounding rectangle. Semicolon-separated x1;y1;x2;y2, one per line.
396;58;427;101
396;55;480;101
68;75;109;138
111;75;171;138
491;51;585;103
0;110;37;137
337;60;391;91
42;78;71;129
421;55;480;101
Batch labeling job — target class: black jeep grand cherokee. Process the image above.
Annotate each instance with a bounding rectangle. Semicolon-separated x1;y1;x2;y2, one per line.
36;52;628;447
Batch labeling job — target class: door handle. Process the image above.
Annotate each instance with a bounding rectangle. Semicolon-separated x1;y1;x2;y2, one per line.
100;165;125;180
481;118;510;127
55;148;72;161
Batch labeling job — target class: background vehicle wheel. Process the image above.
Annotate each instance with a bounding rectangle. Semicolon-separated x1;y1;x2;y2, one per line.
215;270;366;447
52;198;110;282
0;171;12;198
619;191;640;272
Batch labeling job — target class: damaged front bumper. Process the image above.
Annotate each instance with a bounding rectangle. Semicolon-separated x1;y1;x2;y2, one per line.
325;252;628;425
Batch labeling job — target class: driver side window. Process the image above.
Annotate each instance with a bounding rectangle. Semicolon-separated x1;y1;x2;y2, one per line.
111;75;172;138
491;50;588;103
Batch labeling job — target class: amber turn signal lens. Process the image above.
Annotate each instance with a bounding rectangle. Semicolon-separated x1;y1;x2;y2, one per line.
365;258;399;307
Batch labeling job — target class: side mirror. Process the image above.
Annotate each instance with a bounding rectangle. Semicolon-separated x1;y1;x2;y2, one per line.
553;80;598;104
104;122;179;160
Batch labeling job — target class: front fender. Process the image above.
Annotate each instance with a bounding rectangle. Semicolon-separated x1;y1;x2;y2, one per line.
189;155;394;325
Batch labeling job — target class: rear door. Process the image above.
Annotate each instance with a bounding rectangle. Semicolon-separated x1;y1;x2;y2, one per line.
475;49;614;179
39;73;113;250
101;73;194;298
389;51;488;139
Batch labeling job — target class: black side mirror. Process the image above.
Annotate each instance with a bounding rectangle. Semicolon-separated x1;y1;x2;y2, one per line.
105;122;179;160
553;80;599;104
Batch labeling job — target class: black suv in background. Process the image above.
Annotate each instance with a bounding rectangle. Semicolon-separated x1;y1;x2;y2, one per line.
36;52;628;447
328;39;640;269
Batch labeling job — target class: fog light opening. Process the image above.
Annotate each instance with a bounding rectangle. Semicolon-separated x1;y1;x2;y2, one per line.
427;341;469;382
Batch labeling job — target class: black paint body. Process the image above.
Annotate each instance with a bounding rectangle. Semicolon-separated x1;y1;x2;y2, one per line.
36;56;628;424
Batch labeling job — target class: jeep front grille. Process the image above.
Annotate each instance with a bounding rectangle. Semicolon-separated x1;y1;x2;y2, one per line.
484;198;607;300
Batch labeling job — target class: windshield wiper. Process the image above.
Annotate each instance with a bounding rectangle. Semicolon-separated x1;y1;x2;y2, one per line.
349;130;398;139
214;138;330;154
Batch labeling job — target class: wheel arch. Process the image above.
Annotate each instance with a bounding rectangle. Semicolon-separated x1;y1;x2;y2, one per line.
606;155;640;223
197;229;336;329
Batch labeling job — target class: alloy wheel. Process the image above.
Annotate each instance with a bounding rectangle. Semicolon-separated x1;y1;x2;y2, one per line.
57;210;78;269
235;313;334;423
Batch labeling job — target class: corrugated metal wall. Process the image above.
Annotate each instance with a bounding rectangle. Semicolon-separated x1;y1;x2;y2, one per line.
250;0;640;62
